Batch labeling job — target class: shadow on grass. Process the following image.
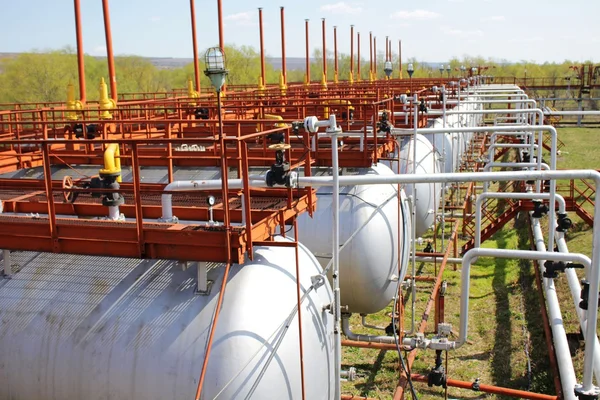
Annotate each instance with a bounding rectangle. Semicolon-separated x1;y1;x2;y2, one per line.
349;349;398;396
516;213;555;395
490;227;514;390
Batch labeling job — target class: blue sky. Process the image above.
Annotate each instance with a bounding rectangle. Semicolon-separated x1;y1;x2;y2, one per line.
1;0;598;63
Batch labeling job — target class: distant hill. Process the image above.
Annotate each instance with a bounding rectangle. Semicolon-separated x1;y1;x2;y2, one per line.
0;52;311;72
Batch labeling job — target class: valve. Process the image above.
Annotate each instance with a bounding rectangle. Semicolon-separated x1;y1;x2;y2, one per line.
266;143;294;187
532;200;549;218
578;279;600;310
427;350;447;388
378;110;393;134
423;241;434;253
90;173;124;208
542;260;584;279
574;384;600;400
194;107;209;120
557;212;572;232
98;78;117;120
72;123;98;139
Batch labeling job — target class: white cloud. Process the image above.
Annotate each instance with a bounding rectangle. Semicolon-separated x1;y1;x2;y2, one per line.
320;2;363;14
224;11;256;27
91;45;106;56
225;11;253;21
441;27;484;38
481;15;505;22
390;9;441;20
448;0;464;2
149;16;161;22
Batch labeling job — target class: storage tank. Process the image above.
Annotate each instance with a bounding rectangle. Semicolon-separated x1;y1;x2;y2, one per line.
297;162;408;315
397;134;443;237
423;118;456;173
0;240;334;399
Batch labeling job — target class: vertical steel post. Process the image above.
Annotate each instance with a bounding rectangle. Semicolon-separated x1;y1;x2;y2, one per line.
334;26;338;79
73;0;86;102
305;19;310;83
189;0;201;91
399;40;402;79
101;0;117;101
280;7;287;84
357;32;361;80
369;31;373;76
373;36;377;75
350;25;354;78
259;8;266;87
217;0;224;50
322;18;327;81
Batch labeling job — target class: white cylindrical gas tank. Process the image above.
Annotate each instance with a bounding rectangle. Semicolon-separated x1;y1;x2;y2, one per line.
423;119;455;173
297;163;408;315
0;241;334;400
397;134;443;237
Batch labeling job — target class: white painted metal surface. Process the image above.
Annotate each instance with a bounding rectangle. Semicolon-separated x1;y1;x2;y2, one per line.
396;134;443;237
297;163;407;314
0;240;334;400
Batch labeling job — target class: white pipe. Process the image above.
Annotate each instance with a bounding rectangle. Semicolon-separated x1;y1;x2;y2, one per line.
414;256;462;264
531;216;579;399
545;110;600;116
342;314;396;344
474;192;567;248
108;206;120;221
409;95;418;334
295;168;600;388
160;178;267;221
327;114;342;400
360;315;386;331
555;231;600;382
459;247;594;397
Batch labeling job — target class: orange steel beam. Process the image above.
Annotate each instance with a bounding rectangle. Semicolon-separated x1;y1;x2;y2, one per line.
411;375;558;400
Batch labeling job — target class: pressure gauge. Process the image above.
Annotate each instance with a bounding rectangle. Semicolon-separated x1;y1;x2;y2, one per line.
207;195;216;206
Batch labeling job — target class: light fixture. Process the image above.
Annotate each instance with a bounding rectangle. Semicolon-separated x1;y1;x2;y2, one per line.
384;61;393;78
204;47;228;92
407;63;414;78
439;64;444;75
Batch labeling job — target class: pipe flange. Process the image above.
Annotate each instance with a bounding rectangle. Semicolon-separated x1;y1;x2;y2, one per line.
574;384;600;400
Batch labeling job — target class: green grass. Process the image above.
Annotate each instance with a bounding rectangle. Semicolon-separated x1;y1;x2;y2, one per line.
341;126;600;399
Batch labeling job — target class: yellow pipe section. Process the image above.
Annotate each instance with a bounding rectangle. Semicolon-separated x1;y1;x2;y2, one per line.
99;77;117;120
99;143;122;182
256;114;288;131
278;72;287;95
66;81;83;121
187;78;200;106
320;74;328;90
257;76;266;97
